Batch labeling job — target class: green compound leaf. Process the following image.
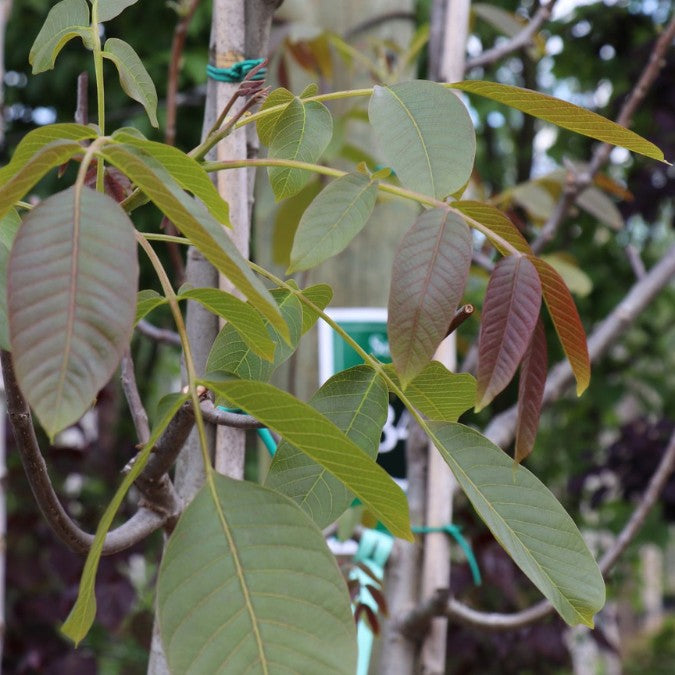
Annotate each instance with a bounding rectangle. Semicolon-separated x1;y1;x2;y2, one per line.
429;422;605;627
298;282;334;335
135;289;167;325
0;208;21;350
97;0;139;22
450;81;665;163
102;38;158;127
256;87;295;146
179;287;275;362
8;187;138;439
62;392;188;645
388;208;472;386
157;475;357;674
369;80;476;199
266;365;388;528
206;289;301;380
385;361;476;422
98;143;287;340
288;172;378;273
203;377;412;541
268;97;333;200
112;130;230;224
29;0;92;74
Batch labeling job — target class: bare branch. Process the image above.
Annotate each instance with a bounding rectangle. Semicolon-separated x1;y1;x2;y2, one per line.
136;319;182;347
625;243;646;280
75;71;88;126
199;399;265;429
121;349;150;443
443;426;675;630
465;2;554;71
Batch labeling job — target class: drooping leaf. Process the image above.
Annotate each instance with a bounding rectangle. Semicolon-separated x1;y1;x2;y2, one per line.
529;256;590;395
203;377;412;541
476;255;541;411
256;87;294;146
97;0;139;22
472;3;526;38
288;172;378;273
515;319;547;463
266;365;388;528
576;186;624;230
0;208;21;349
385;361;476;422
450;81;665;162
268;97;333;200
135;289;166;324
112;131;230;224
272;179;321;266
7;187;138;439
98;143;287;339
29;0;92;74
453;200;532;254
429;422;605;627
368;80;476;199
62;392;188;644
179;287;275;361
298;282;333;334
206;289;301;380
388;208;472;385
102;38;158;127
157;475;357;674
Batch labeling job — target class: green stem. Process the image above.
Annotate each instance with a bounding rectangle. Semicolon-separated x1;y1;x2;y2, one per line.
90;2;105;192
142;233;188;245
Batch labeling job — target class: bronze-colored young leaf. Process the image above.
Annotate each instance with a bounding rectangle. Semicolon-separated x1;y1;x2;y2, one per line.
476;255;541;411
29;0;92;74
515;318;547;463
529;256;590;396
453;200;532;255
450;81;665;162
369;80;476;199
102;38;158;127
8;186;138;439
388;209;472;385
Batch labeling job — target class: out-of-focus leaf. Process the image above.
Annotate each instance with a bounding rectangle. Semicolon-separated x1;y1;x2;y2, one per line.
369;81;476;199
576;186;624;230
8;186;138;439
476;255;541;411
529;256;590;396
388;208;472;385
450;81;665;162
157;475;357;674
541;253;593;298
97;0;139;22
0;208;21;349
515;319;547;463
512;182;556;222
265;365;388;528
288;172;378;273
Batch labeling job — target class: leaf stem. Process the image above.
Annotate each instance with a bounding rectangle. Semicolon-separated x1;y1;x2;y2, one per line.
90;1;105;191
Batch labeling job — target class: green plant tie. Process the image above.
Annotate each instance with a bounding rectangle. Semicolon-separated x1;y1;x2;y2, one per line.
206;58;266;83
412;524;482;586
216;406;277;456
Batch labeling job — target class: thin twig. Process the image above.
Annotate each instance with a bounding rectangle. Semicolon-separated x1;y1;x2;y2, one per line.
199;399;265;429
120;349;150;443
442;426;675;630
75;72;88;126
465;2;555;71
625;244;646;280
136;319;182;347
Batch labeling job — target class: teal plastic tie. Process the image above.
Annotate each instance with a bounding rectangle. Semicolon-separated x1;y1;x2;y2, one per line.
412;524;482;586
216;406;277;456
206;58;266;83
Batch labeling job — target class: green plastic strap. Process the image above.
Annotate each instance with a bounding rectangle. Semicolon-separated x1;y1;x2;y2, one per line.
216;406;277;456
350;529;394;675
412;524;482;586
206;58;266;83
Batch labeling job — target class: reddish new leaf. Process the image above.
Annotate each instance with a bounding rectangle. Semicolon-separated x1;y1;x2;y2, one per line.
476;255;541;411
529;256;590;396
515;318;548;463
388;209;472;385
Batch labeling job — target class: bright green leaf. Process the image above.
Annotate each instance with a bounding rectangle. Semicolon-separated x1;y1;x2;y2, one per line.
450;81;665;162
266;365;388;528
288;172;378;273
102;38;158;127
29;0;92;74
135;289;167;324
429;422;605;627
179;287;275;362
97;0;139;22
62;392;188;644
8;186;138;439
157;475;357;674
369;80;476;199
203;377;412;540
256;87;294;146
298;283;333;334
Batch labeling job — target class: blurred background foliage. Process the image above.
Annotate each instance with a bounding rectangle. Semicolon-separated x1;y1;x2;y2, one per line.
2;0;674;672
